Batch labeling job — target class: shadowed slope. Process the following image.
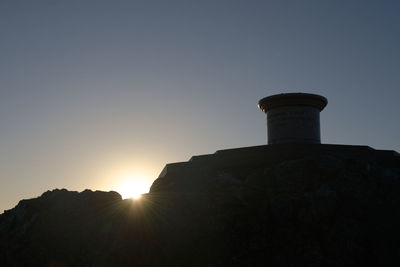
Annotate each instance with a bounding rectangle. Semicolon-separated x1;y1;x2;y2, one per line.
1;144;400;266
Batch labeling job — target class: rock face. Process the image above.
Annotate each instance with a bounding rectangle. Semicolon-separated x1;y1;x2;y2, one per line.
1;144;400;266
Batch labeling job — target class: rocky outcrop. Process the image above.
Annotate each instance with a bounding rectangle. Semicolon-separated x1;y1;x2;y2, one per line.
1;144;400;266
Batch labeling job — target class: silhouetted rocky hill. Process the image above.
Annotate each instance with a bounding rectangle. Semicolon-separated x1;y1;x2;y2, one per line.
1;144;400;266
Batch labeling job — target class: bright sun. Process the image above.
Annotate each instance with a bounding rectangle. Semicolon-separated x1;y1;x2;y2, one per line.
116;178;150;200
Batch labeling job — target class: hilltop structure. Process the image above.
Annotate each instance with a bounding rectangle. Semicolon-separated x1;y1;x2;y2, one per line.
258;93;328;144
154;92;331;183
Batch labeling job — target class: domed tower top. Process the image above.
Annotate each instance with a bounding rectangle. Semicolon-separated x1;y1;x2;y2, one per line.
258;93;327;144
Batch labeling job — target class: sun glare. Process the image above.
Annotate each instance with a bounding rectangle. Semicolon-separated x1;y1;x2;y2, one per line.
117;178;150;200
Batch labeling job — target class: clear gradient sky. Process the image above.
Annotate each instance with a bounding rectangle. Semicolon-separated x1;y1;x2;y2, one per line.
1;0;399;212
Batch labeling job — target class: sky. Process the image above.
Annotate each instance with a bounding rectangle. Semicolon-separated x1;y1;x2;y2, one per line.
1;0;399;212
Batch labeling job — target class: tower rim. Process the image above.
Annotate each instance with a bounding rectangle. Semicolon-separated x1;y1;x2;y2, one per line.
258;93;328;113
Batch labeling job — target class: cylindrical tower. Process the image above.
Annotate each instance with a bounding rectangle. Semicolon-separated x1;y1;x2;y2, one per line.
258;93;327;144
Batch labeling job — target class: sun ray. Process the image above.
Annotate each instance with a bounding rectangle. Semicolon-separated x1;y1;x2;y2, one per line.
116;177;151;200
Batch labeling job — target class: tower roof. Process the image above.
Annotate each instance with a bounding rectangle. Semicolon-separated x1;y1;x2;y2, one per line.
258;93;328;113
